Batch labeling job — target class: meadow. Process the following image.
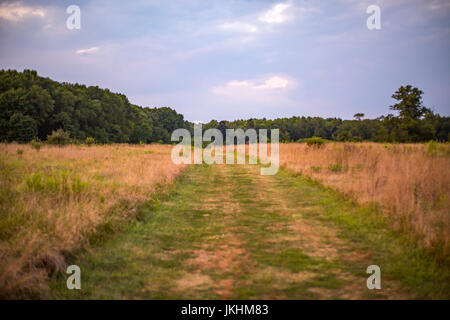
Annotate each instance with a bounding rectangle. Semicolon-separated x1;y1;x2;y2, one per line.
0;141;449;299
278;142;450;260
0;143;184;298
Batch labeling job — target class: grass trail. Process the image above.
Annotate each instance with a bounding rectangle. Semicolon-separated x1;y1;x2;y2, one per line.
51;164;448;299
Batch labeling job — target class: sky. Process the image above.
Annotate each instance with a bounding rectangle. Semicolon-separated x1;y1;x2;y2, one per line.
0;0;449;122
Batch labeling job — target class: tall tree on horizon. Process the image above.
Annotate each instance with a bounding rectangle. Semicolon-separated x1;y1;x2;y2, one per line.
389;85;434;142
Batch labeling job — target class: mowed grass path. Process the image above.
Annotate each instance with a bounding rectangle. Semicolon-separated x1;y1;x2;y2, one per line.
51;164;448;299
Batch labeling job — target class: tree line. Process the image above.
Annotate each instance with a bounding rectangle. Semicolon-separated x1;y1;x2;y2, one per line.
203;85;449;143
0;69;189;144
1;69;448;144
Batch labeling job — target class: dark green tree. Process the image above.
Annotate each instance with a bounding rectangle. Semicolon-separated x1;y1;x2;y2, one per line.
389;85;433;142
8;113;38;142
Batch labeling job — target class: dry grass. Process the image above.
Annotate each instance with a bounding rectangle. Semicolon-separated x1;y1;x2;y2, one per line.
2;141;448;298
277;142;450;259
0;143;185;298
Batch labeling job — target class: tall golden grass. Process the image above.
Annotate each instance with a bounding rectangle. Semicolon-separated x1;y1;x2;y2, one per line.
0;143;185;298
278;142;450;259
2;141;449;297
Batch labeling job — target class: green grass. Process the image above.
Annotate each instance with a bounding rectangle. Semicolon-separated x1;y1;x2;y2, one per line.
276;168;450;298
50;164;449;299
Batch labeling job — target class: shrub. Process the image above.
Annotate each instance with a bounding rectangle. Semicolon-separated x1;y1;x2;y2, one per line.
16;149;24;156
25;172;43;192
426;140;438;155
303;137;328;147
328;164;343;173
25;171;88;196
85;137;96;146
30;138;43;151
71;176;87;194
47;129;71;146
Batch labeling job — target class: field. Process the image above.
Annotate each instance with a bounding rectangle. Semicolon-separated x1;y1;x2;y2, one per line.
278;142;450;259
0;143;184;298
0;142;449;299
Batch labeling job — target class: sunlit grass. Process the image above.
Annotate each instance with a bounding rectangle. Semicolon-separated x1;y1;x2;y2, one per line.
0;143;185;298
277;142;450;260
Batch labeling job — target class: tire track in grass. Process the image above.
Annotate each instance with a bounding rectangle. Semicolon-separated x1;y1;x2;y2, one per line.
50;164;415;299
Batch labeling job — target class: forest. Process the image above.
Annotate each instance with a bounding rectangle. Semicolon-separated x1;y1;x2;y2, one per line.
1;69;449;143
0;69;188;144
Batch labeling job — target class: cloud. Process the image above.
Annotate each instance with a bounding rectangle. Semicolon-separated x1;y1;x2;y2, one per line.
217;2;298;35
212;76;292;95
75;47;100;55
0;2;45;21
427;0;450;11
218;22;258;33
259;2;291;24
207;75;298;119
257;76;289;89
